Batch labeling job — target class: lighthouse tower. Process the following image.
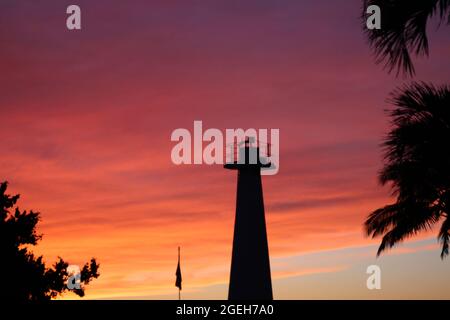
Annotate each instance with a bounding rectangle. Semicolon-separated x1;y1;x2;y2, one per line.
225;137;273;300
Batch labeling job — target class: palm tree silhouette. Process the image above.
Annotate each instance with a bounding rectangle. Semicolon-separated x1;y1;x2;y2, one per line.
362;1;450;258
365;82;450;258
363;0;449;76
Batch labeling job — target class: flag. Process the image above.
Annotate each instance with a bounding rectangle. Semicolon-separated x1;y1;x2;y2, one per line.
175;246;182;290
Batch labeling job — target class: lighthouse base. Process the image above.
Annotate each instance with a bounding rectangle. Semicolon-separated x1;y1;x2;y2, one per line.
228;167;273;300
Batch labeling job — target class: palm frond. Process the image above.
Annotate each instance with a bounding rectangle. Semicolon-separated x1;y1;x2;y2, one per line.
438;215;450;258
366;82;450;257
365;203;402;237
375;202;441;255
380;82;450;193
366;199;441;255
362;0;450;76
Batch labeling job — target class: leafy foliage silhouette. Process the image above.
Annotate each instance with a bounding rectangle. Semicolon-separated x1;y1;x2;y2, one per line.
0;181;99;301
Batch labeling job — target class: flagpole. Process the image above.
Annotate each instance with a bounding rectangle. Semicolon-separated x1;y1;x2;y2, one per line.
178;246;181;300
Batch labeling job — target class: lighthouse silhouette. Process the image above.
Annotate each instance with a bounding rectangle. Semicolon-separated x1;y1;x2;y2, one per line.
225;136;273;300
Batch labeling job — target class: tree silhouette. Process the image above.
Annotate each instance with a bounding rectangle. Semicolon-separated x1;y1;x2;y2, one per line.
363;0;450;76
362;1;450;258
0;181;100;301
364;83;450;258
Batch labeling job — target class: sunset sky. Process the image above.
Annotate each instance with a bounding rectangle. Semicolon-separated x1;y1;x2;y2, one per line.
1;0;450;299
